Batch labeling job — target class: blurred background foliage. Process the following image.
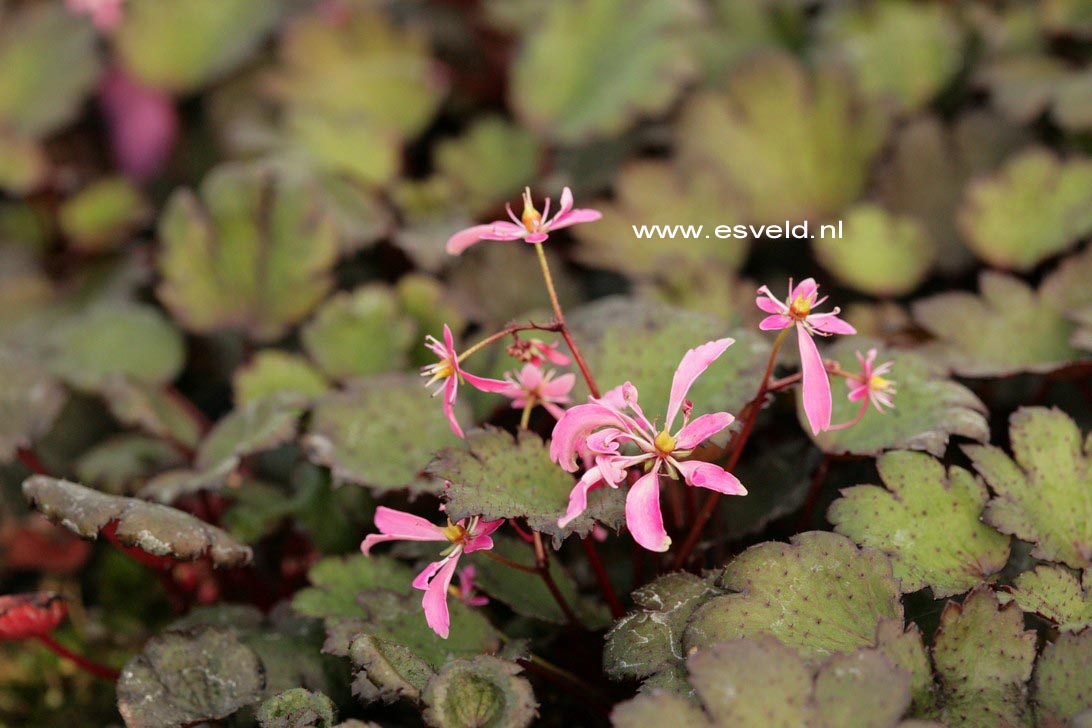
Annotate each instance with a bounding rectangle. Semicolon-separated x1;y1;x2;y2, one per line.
0;0;1090;725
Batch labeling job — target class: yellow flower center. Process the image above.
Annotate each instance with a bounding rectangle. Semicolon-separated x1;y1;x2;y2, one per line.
789;293;812;319
520;188;542;230
434;360;455;379
870;375;891;391
440;522;466;544
654;429;677;456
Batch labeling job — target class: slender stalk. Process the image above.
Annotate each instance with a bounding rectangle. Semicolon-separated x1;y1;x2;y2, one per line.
580;538;623;619
794;456;831;531
531;243;600;398
480;549;539;574
522;654;612;717
35;634;120;681
16;448;50;476
533;531;584;628
671;329;790;570
519;403;533;430
460;321;563;362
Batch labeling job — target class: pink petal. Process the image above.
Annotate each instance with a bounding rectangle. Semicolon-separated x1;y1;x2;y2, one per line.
412;558;447;589
475;519;505;538
518;364;544;390
847;383;869;402
550;403;631;471
558;469;605;528
755;292;787;315
422;556;460;639
467;595;489;607
674;412;734;450
441;324;456;354
461;371;511;393
666;338;734;429
443;378;464;438
374;506;445;541
446;224;497;255
808;313;857;335
543;372;576;400
524;232;549;243
791;278;819;302
798;327;832;435
760;314;793;331
543;401;567;420
536;342;570;366
674;460;746;495
548;208;603;231
626;470;670;552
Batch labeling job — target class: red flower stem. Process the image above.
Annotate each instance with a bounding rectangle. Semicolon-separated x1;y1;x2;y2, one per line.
532;242;600;398
580;538;623;619
35;634;120;681
480;549;538;574
460;321;563;362
532;531;584;629
671;328;790;571
15;448;50;476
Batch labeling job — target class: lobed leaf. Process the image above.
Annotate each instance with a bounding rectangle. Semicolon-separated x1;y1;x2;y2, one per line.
422;656;537;728
1000;565;1092;632
1034;630;1092;726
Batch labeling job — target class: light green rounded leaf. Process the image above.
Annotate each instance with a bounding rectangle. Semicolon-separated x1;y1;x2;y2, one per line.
46;303;185;392
422;657;537;728
568;296;767;417
115;0;281;92
118;626;266;728
234;351;329;406
967;407;1092;569
813;204;936;297
828;451;1010;597
257;688;336;728
678;53;889;222
1034;631;1092;727
435;117;541;215
0;348;66;462
100;378;203;450
685;532;903;660
927;588;1036;728
0;4;101;137
197;394;305;470
510;0;701;142
817;1;963;112
305;374;463;493
301;286;416;381
157;164;340;342
913;270;1089;377
999;565;1092;632
958;149;1092;272
59;178;149;254
432;427;623;540
804;338;989;458
574;162;749;277
75;434;185;495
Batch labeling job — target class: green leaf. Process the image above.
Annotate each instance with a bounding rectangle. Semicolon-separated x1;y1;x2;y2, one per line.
568;296;768;417
99;378;203;450
913;271;1088;377
828;451;1010;597
292;554;412;620
75;435;185;495
435;116;542;215
816;0;963;112
685;532;903;660
1034;630;1092;726
301;286;416;380
196;393;305;470
22;476;252;567
257;688;336;728
573;162;749;276
266;8;446;185
0;4;101;137
677;53;889;222
422;656;537;728
1000;565;1092;632
0;347;66;462
432;427;622;540
927;588;1036;728
305;374;464;493
813;204;936;297
448;241;578;323
958;149;1092;272
115;0;281;92
349;633;434;704
804;338;989;458
613;638;913;728
470;534;605;626
157;164;341;342
234;350;329;406
510;0;700;142
875;618;936;713
967;407;1092;569
58;178;149;254
117;626;266;728
603;572;720;682
46;303;185;392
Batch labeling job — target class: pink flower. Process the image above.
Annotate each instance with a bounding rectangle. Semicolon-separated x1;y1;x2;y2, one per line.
508;338;570;367
550;339;746;552
361;507;502;639
422;325;508;438
446;187;602;254
67;0;124;31
830;349;896;430
98;70;178;181
500;364;575;420
452;565;489;607
756;278;856;435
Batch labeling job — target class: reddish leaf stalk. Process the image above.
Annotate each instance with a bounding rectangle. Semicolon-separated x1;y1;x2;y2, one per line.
35;634;120;681
580;538;623;619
